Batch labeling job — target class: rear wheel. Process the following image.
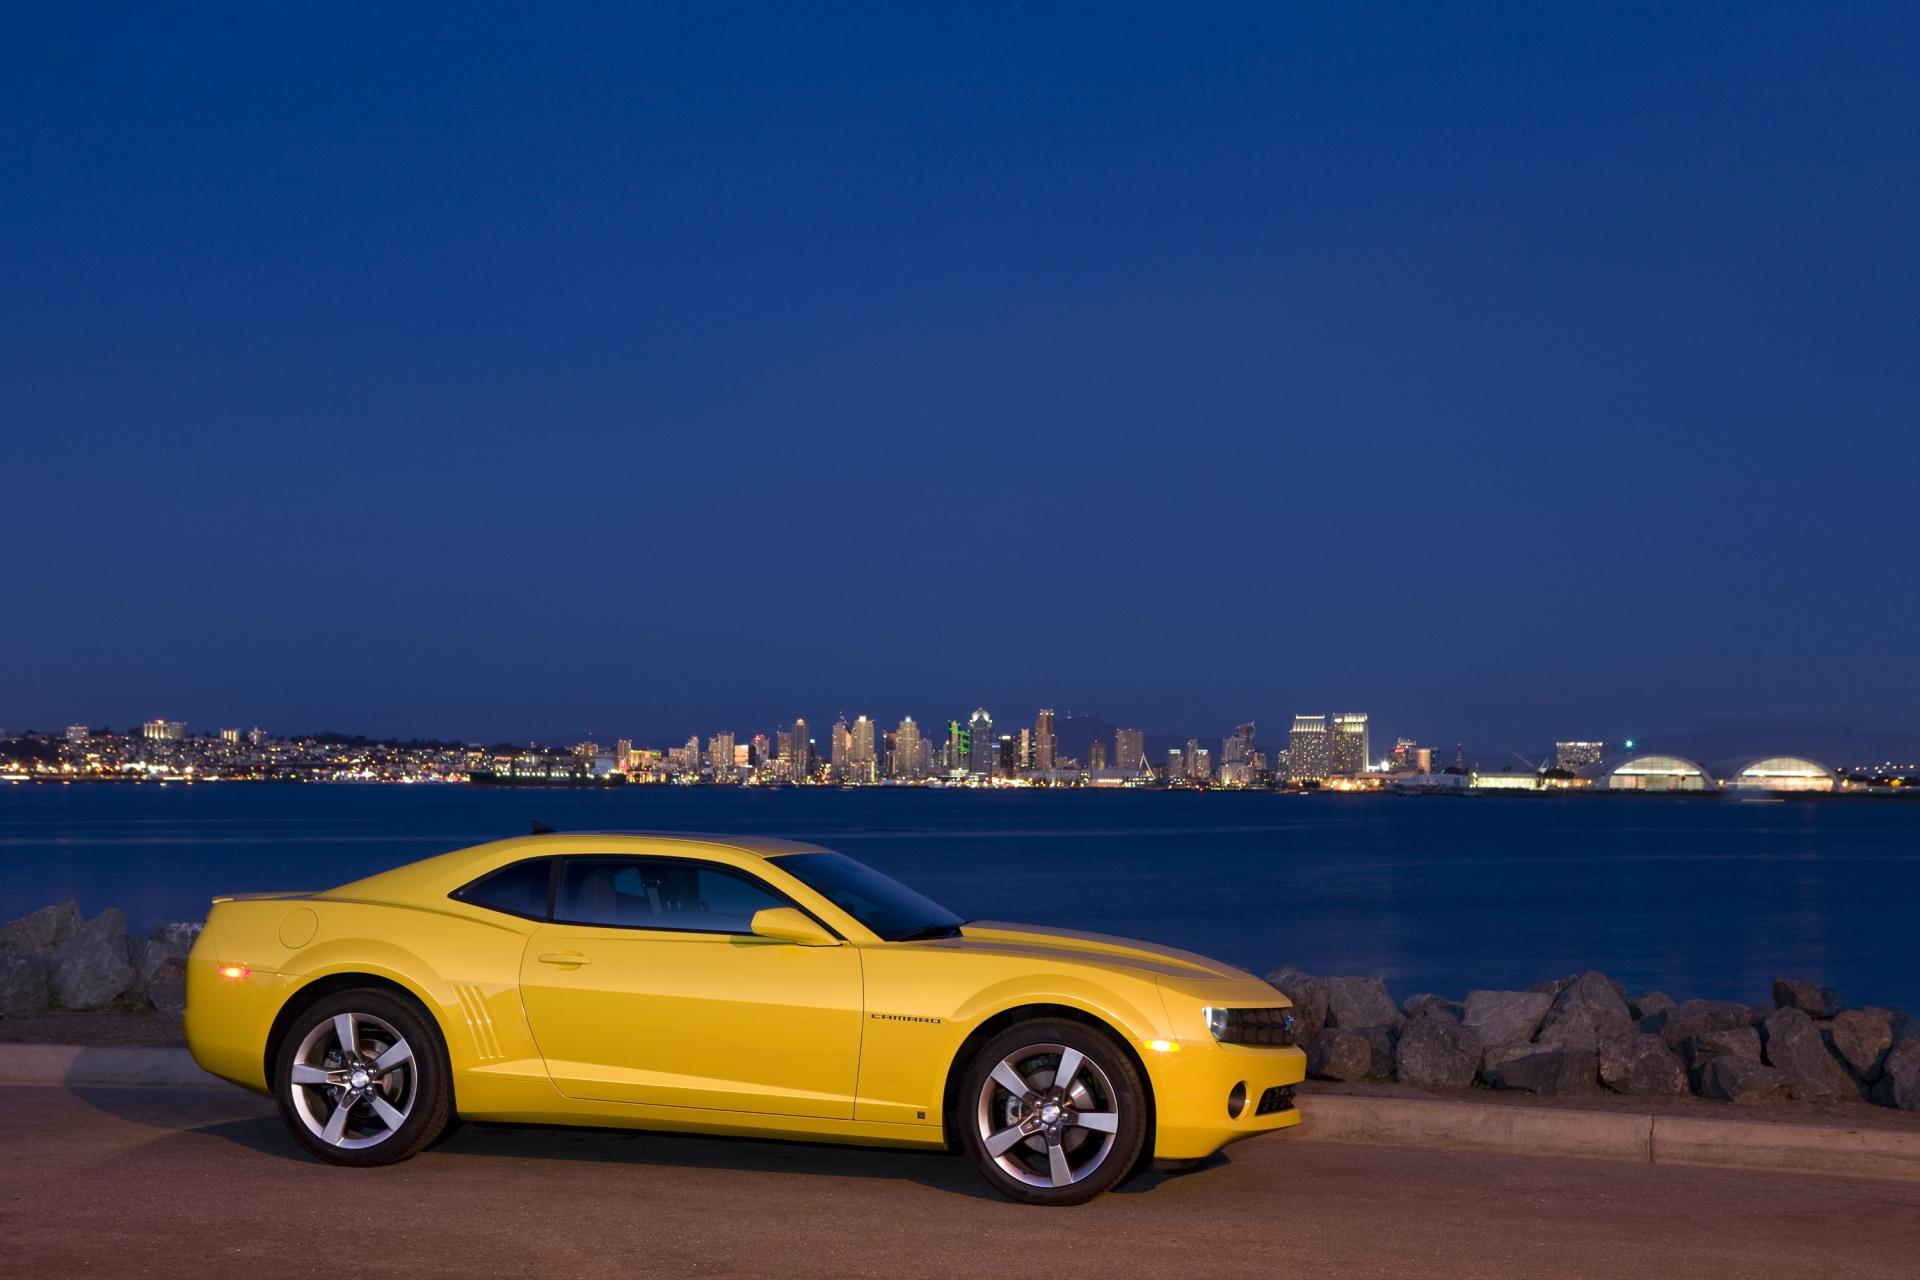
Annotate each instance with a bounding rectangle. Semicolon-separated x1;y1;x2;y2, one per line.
960;1019;1147;1205
272;989;451;1166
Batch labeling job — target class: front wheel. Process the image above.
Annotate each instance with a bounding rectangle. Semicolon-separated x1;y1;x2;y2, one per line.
960;1019;1148;1205
272;989;452;1166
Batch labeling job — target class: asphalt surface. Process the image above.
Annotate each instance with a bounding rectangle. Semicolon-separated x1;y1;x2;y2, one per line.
3;1087;1917;1279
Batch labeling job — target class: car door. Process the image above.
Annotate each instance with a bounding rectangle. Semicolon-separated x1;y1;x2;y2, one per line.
517;854;864;1119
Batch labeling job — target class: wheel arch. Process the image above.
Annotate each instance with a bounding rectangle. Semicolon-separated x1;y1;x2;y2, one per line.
262;970;451;1092
938;1002;1157;1163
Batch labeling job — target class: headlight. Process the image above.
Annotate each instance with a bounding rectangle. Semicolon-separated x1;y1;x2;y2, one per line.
1202;1006;1298;1046
1203;1006;1231;1040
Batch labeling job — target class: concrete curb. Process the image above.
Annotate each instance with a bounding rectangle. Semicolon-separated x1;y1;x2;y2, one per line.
0;1044;214;1089
1296;1093;1920;1184
3;1045;1916;1184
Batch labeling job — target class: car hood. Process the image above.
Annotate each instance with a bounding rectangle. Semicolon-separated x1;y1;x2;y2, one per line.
950;921;1263;984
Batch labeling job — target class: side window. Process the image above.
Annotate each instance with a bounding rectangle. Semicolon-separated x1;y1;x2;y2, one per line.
453;858;553;919
554;858;790;934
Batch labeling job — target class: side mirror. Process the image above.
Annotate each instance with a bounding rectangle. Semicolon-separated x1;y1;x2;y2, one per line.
750;907;839;947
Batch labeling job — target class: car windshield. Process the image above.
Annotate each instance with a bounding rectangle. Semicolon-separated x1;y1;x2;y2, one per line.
771;851;965;942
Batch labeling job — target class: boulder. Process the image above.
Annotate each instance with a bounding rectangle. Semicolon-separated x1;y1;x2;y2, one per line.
1265;968;1328;1045
1872;1038;1920;1110
1598;1032;1689;1097
0;952;50;1018
1629;991;1676;1021
1324;977;1402;1030
1680;1027;1762;1074
1772;977;1843;1020
1760;1007;1860;1102
1535;971;1633;1053
0;901;85;955
1305;1028;1371;1082
1700;1056;1792;1104
1649;1000;1754;1048
1464;990;1552;1047
49;909;134;1010
1358;1024;1400;1080
1395;1016;1483;1088
1827;1010;1896;1084
1488;1049;1597;1096
150;922;204;948
1529;974;1576;999
1401;993;1464;1022
149;975;187;1017
1480;1041;1538;1081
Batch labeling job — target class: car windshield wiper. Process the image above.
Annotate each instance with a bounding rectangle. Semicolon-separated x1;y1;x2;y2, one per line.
892;922;964;942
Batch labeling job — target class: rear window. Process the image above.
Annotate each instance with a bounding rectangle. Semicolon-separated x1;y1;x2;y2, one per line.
452;859;553;919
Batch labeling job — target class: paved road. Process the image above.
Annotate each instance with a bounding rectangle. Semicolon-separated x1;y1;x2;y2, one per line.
2;1086;1916;1279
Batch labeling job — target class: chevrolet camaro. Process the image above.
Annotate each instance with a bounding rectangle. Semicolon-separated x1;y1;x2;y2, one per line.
184;831;1304;1204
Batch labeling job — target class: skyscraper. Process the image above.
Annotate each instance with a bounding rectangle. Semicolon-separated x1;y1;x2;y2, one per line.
968;709;994;776
850;715;877;784
1034;709;1056;772
792;718;810;783
708;732;736;781
1330;712;1370;775
1223;721;1255;766
1089;740;1107;770
894;717;923;780
1115;728;1145;773
830;716;852;782
946;720;967;775
1288;715;1328;782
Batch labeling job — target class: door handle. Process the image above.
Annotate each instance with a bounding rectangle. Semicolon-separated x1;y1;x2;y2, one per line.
537;952;591;966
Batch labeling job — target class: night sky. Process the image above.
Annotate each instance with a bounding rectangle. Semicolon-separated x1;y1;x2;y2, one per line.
5;4;1916;750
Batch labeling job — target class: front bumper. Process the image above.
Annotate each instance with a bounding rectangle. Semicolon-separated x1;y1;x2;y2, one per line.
1143;1038;1308;1160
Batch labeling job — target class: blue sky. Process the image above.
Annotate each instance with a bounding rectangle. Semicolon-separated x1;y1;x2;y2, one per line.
5;3;1916;748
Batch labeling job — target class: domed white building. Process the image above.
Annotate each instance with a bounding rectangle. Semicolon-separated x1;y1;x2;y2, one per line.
1720;756;1836;793
1592;754;1714;792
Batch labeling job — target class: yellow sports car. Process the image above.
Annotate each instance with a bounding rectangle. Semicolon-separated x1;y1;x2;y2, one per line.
185;831;1305;1204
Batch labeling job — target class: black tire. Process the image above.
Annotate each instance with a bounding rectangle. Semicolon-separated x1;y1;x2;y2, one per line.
959;1018;1148;1206
272;989;453;1167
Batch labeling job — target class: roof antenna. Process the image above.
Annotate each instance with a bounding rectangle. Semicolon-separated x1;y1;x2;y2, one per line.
530;820;555;835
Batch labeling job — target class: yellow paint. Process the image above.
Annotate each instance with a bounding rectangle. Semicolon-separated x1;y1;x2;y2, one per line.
184;832;1306;1160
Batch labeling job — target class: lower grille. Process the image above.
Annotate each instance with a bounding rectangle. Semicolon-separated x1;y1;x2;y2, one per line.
1255;1085;1296;1116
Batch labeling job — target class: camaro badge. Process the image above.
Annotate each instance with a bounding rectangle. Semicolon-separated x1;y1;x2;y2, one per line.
870;1012;942;1025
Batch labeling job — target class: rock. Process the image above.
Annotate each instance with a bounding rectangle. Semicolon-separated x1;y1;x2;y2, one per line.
1266;968;1328;1045
1872;1038;1920;1110
1358;1024;1400;1080
148;975;187;1017
1305;1028;1371;1082
1529;974;1576;999
1598;1032;1689;1096
1464;990;1552;1047
1773;977;1843;1020
0;953;51;1017
1629;991;1675;1021
149;922;203;948
0;901;85;955
1488;1049;1597;1096
49;909;134;1010
1480;1041;1537;1081
1700;1056;1792;1104
1760;1007;1860;1102
1535;971;1634;1053
1649;1000;1754;1048
1828;1010;1896;1083
1395;1016;1483;1088
1401;993;1464;1022
1680;1027;1762;1073
1324;977;1403;1030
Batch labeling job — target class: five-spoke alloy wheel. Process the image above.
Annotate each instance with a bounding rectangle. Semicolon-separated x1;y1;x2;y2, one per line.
961;1019;1146;1205
274;989;451;1166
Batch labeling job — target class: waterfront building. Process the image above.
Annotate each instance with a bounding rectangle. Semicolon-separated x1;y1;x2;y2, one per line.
219;728;241;744
615;739;632;773
1330;712;1370;775
143;719;186;741
247;727;268;746
1089;740;1107;770
850;715;877;783
1223;722;1255;767
946;720;967;775
1166;748;1184;780
792;719;810;783
968;709;994;776
1188;745;1211;781
1288;715;1328;782
1720;756;1836;793
1035;709;1056;772
776;731;793;778
66;724;90;743
1594;754;1713;792
1115;728;1144;773
830;717;852;781
750;733;771;767
1555;740;1605;772
1470;769;1541;791
708;732;736;781
894;717;923;780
